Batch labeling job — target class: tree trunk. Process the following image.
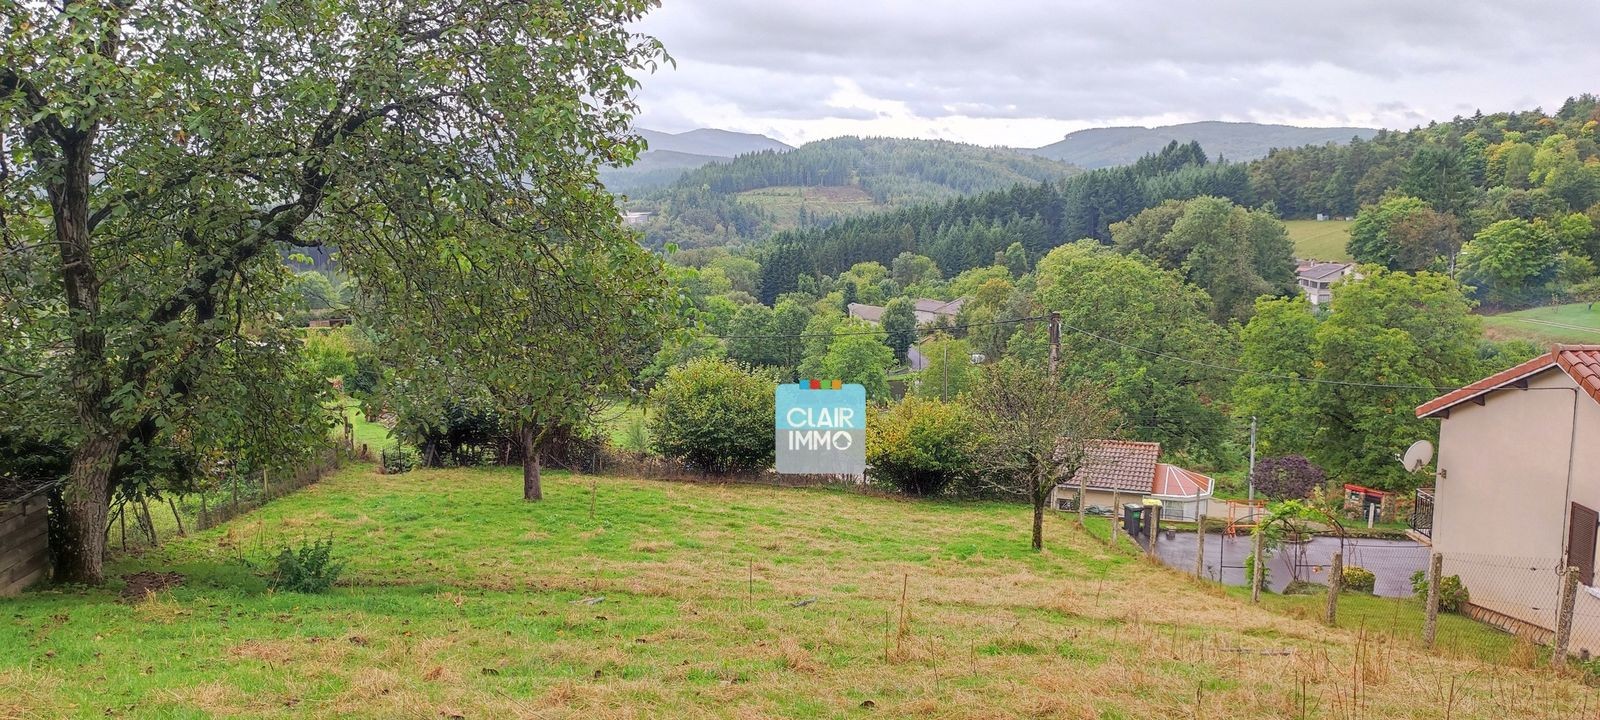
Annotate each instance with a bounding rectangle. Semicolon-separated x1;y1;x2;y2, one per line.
1031;475;1045;551
50;132;119;585
54;432;119;584
520;422;542;502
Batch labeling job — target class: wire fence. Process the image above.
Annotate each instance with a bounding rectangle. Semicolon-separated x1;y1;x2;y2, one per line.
1217;543;1600;667
105;447;344;555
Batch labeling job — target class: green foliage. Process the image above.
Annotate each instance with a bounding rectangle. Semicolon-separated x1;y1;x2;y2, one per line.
1342;566;1376;594
634;136;1082;251
881;298;919;362
1460;218;1566;305
1349;195;1432;268
865;397;980;496
382;445;418;475
1031;241;1236;457
0;0;667;582
1411;571;1471;612
648;357;775;474
1243;553;1271;592
303;329;356;381
1111;196;1298;321
817;331;895;400
968;359;1118;550
1236;269;1482;489
913;335;976;400
269;537;346;594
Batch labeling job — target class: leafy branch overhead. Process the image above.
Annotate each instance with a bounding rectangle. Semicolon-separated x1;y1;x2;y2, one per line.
0;0;669;583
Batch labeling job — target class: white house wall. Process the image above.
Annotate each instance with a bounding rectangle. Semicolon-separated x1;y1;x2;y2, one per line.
1434;368;1600;653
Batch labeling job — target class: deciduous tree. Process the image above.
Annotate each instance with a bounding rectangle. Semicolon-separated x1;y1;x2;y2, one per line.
0;0;666;582
969;360;1118;551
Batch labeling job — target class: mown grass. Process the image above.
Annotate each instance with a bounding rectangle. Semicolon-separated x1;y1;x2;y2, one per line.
1284;219;1354;261
1482;302;1600;345
3;465;1595;718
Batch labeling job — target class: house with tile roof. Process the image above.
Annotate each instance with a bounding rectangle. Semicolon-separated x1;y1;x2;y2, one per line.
1048;439;1215;521
1415;344;1600;654
1296;261;1356;306
847;298;965;327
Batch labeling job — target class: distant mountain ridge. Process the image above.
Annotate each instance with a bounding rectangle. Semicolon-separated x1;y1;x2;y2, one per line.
1023;121;1379;168
636;127;793;158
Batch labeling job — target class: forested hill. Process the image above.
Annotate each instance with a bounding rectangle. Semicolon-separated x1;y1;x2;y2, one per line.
758;95;1600;309
1024;121;1377;168
756;140;1248;301
628;136;1081;250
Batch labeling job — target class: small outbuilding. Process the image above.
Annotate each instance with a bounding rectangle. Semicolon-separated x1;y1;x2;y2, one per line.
1049;439;1215;521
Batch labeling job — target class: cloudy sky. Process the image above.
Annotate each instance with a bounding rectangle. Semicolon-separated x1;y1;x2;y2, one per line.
631;0;1600;147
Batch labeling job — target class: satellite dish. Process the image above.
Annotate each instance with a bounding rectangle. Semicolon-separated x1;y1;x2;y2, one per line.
1401;440;1434;472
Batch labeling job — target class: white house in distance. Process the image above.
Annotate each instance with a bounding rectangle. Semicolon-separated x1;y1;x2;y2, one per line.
1415;344;1600;653
1048;439;1215;521
1295;261;1357;306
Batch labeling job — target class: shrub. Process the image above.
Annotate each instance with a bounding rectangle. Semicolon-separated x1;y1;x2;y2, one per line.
382;445;417;474
1244;552;1271;591
1342;565;1376;593
270;537;345;593
649;357;775;474
1250;455;1326;501
866;397;979;496
1410;570;1470;612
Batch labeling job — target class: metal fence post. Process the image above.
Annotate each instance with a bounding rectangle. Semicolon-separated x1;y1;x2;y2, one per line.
1423;552;1442;648
1554;566;1579;668
1325;552;1342;626
1194;514;1206;578
1250;528;1264;604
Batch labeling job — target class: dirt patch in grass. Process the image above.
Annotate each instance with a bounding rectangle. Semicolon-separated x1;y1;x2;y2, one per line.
118;571;183;601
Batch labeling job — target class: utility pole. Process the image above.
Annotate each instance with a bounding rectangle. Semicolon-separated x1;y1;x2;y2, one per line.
1048;311;1061;380
942;342;949;402
1247;416;1258;503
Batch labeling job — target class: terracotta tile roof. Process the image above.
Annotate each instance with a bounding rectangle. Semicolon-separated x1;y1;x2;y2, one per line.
1066;439;1161;493
1559;346;1600;403
1152;463;1214;499
1416;345;1600;418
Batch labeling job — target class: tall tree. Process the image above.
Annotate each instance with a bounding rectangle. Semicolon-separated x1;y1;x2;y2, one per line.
970;360;1118;551
0;0;666;583
881;297;918;362
1029;241;1236;458
365;220;669;501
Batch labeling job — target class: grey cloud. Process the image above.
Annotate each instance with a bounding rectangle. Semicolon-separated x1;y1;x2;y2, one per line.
632;0;1600;141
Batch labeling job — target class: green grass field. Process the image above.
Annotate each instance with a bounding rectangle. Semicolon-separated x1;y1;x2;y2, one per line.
1283;219;1354;261
736;185;884;230
3;465;1589;718
1481;302;1600;345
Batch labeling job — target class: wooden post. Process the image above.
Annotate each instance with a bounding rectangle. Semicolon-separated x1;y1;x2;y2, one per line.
1554;566;1579;668
1423;552;1442;648
199;493;209;531
262;468;269;501
1077;476;1087;527
1194;515;1206;578
139;497;159;547
1110;490;1121;544
1325;552;1342;626
168;497;186;536
1250;528;1264;604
